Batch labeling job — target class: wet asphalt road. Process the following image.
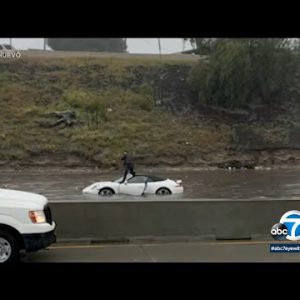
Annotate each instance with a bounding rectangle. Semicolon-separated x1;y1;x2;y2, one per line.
22;240;300;262
3;168;300;201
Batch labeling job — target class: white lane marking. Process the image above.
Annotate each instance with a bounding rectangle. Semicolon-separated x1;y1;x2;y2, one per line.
49;244;137;250
48;240;279;250
138;245;157;262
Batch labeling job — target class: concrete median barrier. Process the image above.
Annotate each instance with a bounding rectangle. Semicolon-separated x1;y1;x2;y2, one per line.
49;198;300;242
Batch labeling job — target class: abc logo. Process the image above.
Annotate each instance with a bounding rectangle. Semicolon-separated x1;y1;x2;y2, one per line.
271;210;300;241
271;223;288;240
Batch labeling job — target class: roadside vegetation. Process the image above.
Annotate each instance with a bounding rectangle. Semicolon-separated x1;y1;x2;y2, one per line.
188;38;300;109
0;56;230;168
1;39;300;169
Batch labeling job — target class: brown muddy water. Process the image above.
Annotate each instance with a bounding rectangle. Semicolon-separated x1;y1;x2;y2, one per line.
1;168;300;202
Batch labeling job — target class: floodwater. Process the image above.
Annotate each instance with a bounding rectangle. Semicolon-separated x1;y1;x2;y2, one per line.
1;168;300;202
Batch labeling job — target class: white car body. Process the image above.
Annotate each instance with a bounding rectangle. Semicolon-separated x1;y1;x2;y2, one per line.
82;175;184;196
0;188;56;263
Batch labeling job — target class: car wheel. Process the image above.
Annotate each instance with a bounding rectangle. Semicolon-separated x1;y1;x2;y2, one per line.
156;187;172;196
98;188;115;196
0;230;20;264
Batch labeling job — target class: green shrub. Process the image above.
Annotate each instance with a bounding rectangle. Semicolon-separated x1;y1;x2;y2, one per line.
188;39;300;109
83;99;107;130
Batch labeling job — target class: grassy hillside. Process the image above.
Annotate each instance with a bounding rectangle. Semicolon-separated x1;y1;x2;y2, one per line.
0;56;231;169
1;55;300;169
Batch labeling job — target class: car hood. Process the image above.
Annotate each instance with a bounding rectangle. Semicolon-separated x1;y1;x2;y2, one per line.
0;188;48;210
99;181;116;185
88;181;116;187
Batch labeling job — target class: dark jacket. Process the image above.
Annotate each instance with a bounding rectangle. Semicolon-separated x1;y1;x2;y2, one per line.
121;154;134;168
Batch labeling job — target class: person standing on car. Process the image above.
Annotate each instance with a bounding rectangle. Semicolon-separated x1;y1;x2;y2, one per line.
120;151;136;183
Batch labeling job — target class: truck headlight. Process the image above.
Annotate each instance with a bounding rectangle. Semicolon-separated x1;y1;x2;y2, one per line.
28;211;46;224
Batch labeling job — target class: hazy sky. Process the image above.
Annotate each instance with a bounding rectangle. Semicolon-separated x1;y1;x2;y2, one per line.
0;38;193;54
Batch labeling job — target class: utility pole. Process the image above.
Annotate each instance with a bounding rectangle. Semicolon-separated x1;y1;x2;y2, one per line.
9;38;12;47
158;38;162;60
43;38;47;51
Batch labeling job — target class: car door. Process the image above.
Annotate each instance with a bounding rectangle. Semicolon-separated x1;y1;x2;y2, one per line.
119;176;148;196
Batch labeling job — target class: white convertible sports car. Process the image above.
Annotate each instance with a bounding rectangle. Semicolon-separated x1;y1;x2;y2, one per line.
82;175;184;196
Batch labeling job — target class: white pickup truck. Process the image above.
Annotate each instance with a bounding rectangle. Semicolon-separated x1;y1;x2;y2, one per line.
0;188;56;263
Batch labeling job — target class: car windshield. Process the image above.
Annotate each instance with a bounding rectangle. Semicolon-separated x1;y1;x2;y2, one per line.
127;176;148;183
113;175;133;183
113;177;123;183
113;175;166;183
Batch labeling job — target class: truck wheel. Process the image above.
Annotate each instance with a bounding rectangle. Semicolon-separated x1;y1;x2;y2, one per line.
0;230;20;263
